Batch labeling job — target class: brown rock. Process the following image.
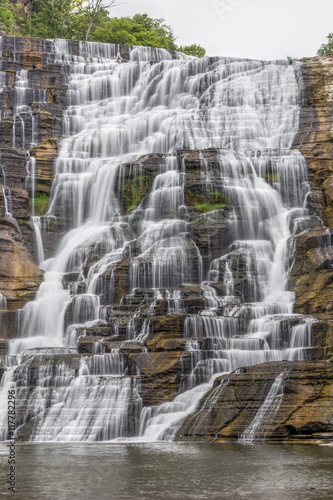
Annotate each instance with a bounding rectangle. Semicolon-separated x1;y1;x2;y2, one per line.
176;361;333;443
0;217;42;315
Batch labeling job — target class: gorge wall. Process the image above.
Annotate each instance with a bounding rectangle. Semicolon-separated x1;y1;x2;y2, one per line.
0;36;333;443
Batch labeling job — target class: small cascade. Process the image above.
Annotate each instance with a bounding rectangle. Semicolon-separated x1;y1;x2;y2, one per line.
0;40;319;442
1;186;12;218
32;216;45;265
239;373;285;443
138;382;212;442
0;163;12;217
26;155;36;216
0;292;7;310
0;367;16;441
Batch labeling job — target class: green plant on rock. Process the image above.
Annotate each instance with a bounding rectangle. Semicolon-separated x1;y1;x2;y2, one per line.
186;188;228;213
265;172;282;183
123;174;150;212
29;192;50;216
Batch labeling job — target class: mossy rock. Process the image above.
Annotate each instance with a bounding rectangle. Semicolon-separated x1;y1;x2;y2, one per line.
123;174;150;212
29;192;50;216
185;188;228;213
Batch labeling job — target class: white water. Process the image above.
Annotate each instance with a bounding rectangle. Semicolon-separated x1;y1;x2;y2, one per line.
0;40;319;442
239;373;285;442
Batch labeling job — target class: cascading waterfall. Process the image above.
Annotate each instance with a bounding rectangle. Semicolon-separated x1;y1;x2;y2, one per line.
0;39;319;442
238;373;285;443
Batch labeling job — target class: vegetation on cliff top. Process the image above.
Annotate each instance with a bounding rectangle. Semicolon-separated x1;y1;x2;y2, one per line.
2;1;206;57
317;33;333;56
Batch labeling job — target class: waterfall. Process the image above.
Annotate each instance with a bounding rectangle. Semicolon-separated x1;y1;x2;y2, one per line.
0;40;318;442
239;373;285;443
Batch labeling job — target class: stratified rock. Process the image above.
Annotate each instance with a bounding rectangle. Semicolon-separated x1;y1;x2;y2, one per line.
176;360;333;442
0;217;42;314
290;56;333;332
30;138;58;194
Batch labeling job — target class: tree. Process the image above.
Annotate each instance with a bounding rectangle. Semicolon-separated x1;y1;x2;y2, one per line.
317;33;333;56
7;6;207;56
0;1;16;34
91;13;178;50
77;0;118;42
178;44;206;58
19;0;118;40
19;0;80;39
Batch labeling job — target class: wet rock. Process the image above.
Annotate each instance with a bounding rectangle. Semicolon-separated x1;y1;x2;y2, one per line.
176;360;333;443
30;138;58;195
0;217;42;315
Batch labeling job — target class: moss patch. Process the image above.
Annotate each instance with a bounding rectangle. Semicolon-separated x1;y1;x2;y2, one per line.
29;193;50;216
185;189;228;213
265;172;282;183
123;174;150;212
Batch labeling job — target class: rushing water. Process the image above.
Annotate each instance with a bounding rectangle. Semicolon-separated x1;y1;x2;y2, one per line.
1;443;333;499
0;39;321;442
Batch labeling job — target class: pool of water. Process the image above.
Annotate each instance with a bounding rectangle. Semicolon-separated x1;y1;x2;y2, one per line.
1;442;333;499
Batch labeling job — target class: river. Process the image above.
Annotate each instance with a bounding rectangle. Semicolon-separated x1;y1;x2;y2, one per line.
1;442;333;499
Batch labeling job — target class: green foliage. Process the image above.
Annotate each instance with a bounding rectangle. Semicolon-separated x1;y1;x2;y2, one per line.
265;172;282;183
5;3;206;55
317;33;333;56
0;0;18;34
186;189;228;213
194;202;227;213
123;174;150;212
91;13;177;49
29;193;50;216
178;44;206;58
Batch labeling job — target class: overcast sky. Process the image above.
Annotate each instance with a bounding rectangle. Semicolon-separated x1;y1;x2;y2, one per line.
111;0;333;60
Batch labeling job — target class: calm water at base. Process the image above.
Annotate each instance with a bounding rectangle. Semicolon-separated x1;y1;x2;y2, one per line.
0;442;333;500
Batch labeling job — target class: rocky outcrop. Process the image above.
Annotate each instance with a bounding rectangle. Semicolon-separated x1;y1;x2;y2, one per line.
176;360;333;443
0;36;72;318
290;56;333;354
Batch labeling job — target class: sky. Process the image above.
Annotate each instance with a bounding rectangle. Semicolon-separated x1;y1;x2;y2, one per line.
111;0;333;60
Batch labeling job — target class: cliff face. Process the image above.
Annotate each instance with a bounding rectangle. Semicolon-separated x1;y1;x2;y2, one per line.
1;37;333;442
176;361;333;443
0;36;66;329
292;56;333;325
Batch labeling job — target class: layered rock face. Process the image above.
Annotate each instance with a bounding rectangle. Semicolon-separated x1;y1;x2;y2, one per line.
1;37;333;443
291;56;333;323
0;36;72;316
176;361;333;443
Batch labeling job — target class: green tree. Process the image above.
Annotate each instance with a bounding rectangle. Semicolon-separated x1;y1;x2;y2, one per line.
19;0;117;40
0;0;16;34
77;0;118;41
7;6;207;56
19;0;80;39
178;44;206;57
317;33;333;56
91;13;177;50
